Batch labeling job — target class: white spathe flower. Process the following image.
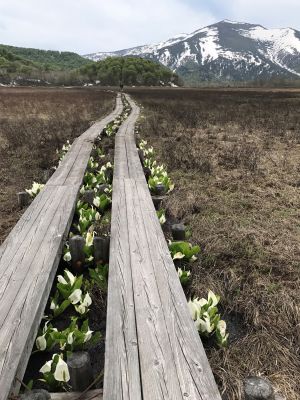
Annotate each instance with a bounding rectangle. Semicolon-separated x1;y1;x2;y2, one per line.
40;359;53;374
50;300;58;310
75;303;86;315
95;212;101;221
69;289;82;305
57;275;68;285
67;332;74;345
86;232;94;247
82;292;92;307
63;252;72;262
173;252;185;260
159;213;166;225
195;314;214;334
65;270;76;286
217;320;227;337
188;299;199;320
83;329;93;343
208;290;219;307
36;334;47;351
54;356;70;382
93;197;100;208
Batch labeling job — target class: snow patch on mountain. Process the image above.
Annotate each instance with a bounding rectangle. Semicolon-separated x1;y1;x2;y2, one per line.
84;20;300;82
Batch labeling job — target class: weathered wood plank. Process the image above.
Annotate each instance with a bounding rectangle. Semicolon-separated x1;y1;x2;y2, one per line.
51;390;103;400
104;94;221;399
0;93;122;400
103;178;142;400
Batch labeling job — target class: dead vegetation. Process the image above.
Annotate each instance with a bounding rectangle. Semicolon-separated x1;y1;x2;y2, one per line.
0;87;115;243
129;87;300;399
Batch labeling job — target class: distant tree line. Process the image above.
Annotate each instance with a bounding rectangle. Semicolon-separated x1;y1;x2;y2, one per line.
80;57;180;86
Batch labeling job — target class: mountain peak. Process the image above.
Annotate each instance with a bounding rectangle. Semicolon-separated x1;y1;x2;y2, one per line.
84;20;300;83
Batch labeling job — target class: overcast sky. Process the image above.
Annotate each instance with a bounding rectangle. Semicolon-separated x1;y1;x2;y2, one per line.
0;0;299;54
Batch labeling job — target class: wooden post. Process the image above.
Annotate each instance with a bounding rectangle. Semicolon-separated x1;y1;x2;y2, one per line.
98;184;109;195
171;224;186;241
67;352;93;392
244;377;275;400
143;167;151;182
151;195;166;210
94;236;110;264
17;191;30;208
20;389;50;400
82;190;95;205
69;236;86;272
91;148;98;158
138;149;145;165
105;168;113;184
155;183;166;196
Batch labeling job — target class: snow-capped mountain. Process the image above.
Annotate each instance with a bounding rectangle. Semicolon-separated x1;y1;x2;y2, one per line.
84;20;300;83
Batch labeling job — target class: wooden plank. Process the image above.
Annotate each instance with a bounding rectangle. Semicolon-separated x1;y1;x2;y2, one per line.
103;178;142;400
135;181;222;399
0;186;78;399
104;94;221;399
0;93;123;400
51;389;103;400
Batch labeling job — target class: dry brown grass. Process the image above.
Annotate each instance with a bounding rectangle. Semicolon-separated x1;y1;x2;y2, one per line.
0;87;115;242
129;88;300;399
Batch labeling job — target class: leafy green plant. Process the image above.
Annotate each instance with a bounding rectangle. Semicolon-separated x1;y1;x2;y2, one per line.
156;209;166;225
56;140;71;162
36;317;100;352
76;206;100;235
93;193;111;213
50;269;92;317
188;291;229;347
25;182;44;198
88;264;109;291
39;353;70;390
177;267;191;286
168;241;200;262
148;172;174;194
88;156;99;170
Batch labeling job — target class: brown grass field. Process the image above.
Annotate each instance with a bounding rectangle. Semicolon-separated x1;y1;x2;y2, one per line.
128;87;300;400
0;87;115;243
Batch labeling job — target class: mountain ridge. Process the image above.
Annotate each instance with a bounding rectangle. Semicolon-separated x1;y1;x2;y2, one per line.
84;20;300;84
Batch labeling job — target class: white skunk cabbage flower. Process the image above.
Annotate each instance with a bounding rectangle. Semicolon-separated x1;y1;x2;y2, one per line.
54;356;70;382
36;334;47;351
172;252;185;260
85;232;94;247
69;289;82;305
57;275;68;285
208;290;220;307
63;251;71;262
65;270;76;286
83;329;93;343
40;359;53;374
67;332;74;345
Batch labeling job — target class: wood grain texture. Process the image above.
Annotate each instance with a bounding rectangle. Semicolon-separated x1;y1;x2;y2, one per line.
0;94;122;400
104;95;221;400
51;390;103;400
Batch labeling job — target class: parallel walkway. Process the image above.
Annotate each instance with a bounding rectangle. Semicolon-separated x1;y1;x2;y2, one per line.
103;95;221;400
0;94;122;400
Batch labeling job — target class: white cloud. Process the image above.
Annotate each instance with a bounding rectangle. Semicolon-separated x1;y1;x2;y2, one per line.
225;0;300;30
0;0;299;55
0;0;214;54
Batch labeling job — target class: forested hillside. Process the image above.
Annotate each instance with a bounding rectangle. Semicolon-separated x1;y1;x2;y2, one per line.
80;57;180;86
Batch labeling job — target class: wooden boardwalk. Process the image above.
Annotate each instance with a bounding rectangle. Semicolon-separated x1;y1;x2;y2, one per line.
104;95;221;399
0;94;122;400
